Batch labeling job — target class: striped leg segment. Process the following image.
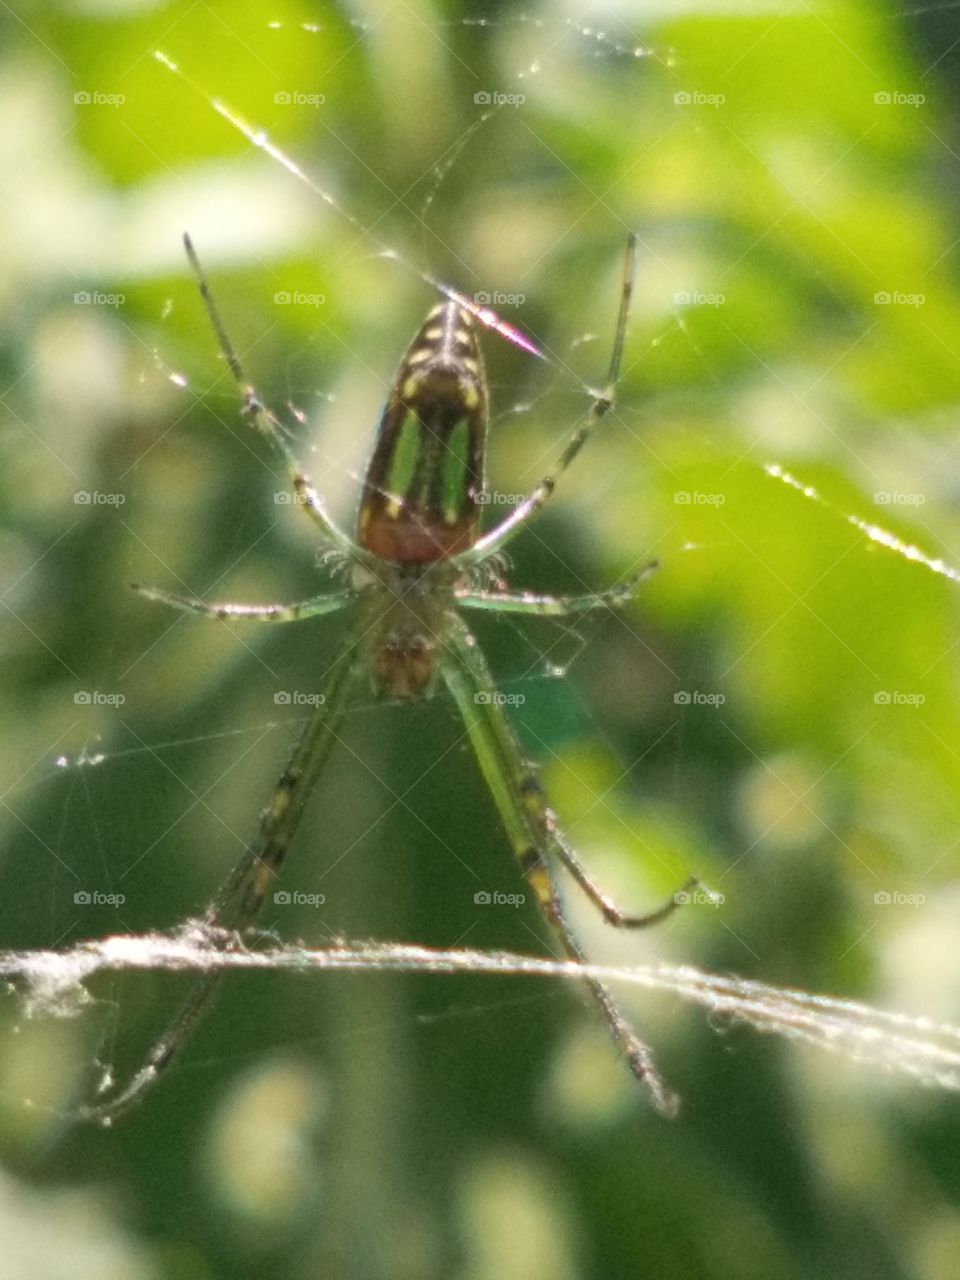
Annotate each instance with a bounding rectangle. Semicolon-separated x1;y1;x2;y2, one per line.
133;583;352;623
80;629;365;1125
457;560;659;616
183;233;359;560
459;233;639;566
441;613;679;1115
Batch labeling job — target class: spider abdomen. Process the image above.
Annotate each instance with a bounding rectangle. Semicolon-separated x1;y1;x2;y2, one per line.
357;300;488;565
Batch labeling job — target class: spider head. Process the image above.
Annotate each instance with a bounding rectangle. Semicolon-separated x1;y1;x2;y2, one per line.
372;628;436;699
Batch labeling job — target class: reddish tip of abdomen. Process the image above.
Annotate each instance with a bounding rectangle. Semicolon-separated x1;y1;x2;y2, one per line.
361;511;475;564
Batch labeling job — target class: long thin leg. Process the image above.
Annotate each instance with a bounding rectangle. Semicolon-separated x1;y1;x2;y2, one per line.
554;833;702;927
456;233;638;567
457;560;658;616
183;233;362;561
80;622;366;1125
441;612;680;1115
134;583;352;623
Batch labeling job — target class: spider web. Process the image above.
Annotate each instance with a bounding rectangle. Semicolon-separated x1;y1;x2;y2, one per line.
1;0;960;1261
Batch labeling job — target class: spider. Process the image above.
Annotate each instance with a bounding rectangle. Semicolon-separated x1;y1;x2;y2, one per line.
83;231;698;1124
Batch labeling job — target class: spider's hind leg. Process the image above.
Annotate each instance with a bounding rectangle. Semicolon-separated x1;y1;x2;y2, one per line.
457;233;639;568
183;232;359;558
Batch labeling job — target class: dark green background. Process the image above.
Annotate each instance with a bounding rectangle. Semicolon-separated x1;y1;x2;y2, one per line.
0;1;958;1277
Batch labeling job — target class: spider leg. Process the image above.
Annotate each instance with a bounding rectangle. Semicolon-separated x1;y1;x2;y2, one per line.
133;583;352;623
183;233;363;561
553;833;705;927
456;233;638;567
457;560;658;616
441;612;681;1115
79;624;366;1125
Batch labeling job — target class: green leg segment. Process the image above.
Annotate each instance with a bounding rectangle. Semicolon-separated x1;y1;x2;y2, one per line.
81;621;365;1125
440;613;678;1115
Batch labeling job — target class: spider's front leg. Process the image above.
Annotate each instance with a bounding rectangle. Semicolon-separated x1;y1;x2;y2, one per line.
79;619;365;1125
441;612;692;1116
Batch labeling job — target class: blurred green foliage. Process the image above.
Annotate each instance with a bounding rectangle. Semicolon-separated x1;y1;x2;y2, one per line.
1;1;959;1278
